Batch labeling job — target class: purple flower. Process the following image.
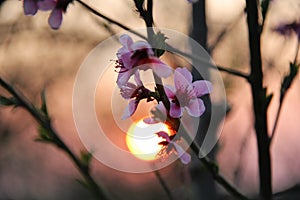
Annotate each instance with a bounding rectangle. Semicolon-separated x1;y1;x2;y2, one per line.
23;0;71;29
164;67;212;118
48;0;72;29
187;0;199;3
157;131;191;165
23;0;55;15
48;8;63;29
120;73;153;119
116;34;172;88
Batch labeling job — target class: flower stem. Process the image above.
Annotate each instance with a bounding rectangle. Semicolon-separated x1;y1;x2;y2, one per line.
153;170;173;200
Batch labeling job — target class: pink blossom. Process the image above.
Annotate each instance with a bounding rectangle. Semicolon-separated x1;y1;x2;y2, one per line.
120;73;153;119
116;34;172;88
157;131;191;164
143;102;167;124
164;67;212;118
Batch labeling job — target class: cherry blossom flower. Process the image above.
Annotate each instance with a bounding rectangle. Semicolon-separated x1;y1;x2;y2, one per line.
23;0;72;29
48;0;72;29
156;131;191;164
120;73;153;119
115;34;172;88
23;0;55;15
164;67;212;118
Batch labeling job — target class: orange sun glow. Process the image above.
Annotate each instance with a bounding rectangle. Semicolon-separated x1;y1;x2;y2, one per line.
126;119;171;161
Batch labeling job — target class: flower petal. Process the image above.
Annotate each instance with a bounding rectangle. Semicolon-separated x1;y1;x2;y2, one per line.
24;0;38;15
131;41;154;55
120;82;137;99
187;0;199;3
37;0;56;11
164;85;176;99
117;70;133;88
172;143;191;164
170;102;183;118
174;67;192;91
122;100;138;120
143;117;157;124
134;71;143;86
150;58;172;78
186;98;205;117
144;102;167;124
156;131;170;142
192;80;213;97
119;34;134;49
48;8;63;29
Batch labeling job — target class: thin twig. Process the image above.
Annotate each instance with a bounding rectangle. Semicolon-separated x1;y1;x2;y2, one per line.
0;77;109;200
154;170;173;200
75;0;249;80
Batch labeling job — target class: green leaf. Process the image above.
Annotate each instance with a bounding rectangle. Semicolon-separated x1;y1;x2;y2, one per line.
35;126;53;143
280;62;299;102
40;90;48;117
152;31;168;57
0;96;18;106
80;150;93;167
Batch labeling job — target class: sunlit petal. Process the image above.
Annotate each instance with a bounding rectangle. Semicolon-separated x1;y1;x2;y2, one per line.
122;100;138;120
174;67;192;91
172;143;191;164
186;98;205;117
192;80;212;97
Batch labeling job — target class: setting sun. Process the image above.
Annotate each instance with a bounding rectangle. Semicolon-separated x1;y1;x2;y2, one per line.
126;119;171;161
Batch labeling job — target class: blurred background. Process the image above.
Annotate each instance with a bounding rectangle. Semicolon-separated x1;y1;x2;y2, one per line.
0;0;300;199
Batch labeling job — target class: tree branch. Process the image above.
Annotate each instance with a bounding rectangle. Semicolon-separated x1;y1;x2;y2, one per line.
245;0;272;199
76;0;249;80
0;77;109;200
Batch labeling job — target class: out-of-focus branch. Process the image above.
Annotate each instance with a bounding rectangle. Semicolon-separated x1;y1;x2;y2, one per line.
0;77;110;200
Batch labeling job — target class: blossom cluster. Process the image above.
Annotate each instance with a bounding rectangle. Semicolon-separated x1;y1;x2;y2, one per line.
115;34;212;164
23;0;72;29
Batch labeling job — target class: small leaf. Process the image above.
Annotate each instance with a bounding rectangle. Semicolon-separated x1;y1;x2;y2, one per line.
152;31;168;57
35;126;53;143
0;96;18;106
80;150;93;167
265;92;273;108
40;90;48;117
280;62;299;102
